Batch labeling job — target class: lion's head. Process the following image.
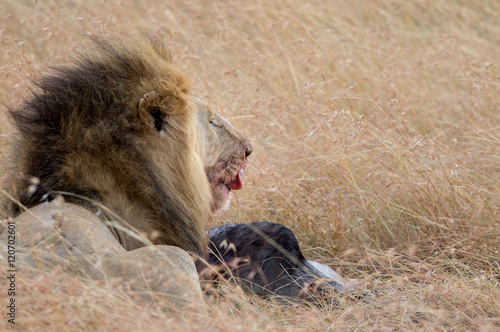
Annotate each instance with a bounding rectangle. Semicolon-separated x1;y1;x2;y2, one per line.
194;98;252;215
3;35;252;257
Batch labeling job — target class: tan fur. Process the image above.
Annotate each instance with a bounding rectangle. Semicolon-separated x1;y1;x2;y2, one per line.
1;35;252;259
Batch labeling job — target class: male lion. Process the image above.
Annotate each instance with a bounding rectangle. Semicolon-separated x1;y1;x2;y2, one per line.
0;35;253;307
2;35;252;258
1;35;353;305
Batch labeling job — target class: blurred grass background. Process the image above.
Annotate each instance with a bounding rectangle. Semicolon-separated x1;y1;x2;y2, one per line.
1;0;499;330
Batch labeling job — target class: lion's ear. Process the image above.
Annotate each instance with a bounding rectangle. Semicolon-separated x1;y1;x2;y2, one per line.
138;91;164;131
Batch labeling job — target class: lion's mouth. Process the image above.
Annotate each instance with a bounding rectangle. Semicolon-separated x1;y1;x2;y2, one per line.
209;159;247;215
225;160;247;191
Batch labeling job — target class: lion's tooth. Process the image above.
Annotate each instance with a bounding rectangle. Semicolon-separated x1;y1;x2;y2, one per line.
239;165;245;178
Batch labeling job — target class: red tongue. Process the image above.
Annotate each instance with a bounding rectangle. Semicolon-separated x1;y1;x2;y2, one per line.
227;161;246;191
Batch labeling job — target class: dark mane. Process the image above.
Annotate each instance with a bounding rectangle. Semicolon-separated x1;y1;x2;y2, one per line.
2;35;208;256
8;36;167;210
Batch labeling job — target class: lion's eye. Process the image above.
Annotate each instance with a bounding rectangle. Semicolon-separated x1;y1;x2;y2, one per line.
209;119;218;127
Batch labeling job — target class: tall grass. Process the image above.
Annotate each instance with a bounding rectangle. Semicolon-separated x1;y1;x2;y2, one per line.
1;0;499;330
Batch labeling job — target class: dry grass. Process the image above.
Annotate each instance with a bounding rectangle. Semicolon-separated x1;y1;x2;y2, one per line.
1;0;499;330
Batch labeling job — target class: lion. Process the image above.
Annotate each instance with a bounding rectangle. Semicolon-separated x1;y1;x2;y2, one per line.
0;35;255;307
1;35;252;260
0;35;354;305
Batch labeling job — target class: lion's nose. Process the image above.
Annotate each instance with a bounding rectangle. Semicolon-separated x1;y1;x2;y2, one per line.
245;144;253;158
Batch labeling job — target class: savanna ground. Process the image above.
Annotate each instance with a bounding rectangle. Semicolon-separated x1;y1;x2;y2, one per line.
0;0;499;330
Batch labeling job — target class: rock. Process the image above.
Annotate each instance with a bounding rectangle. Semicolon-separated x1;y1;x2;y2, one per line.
0;201;204;310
